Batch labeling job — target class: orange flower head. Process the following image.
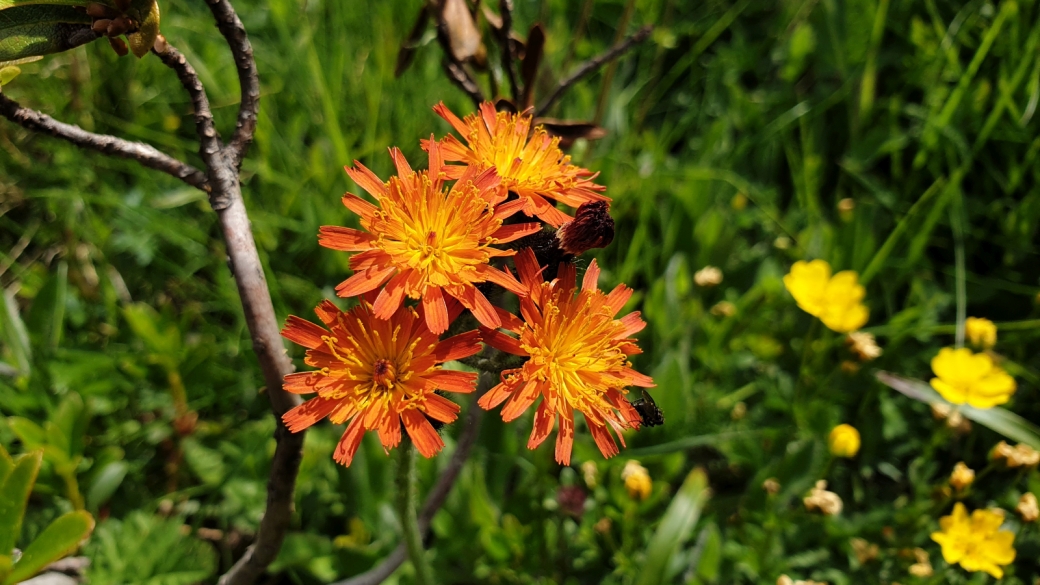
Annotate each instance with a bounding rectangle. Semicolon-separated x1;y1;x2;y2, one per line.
478;249;654;465
322;142;540;334
280;296;483;466
424;101;608;228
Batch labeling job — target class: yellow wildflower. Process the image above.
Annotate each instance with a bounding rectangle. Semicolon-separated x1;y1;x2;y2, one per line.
828;424;860;458
949;462;974;491
1016;493;1038;522
783;260;869;333
965;317;997;349
931;503;1016;578
929;347;1016;408
621;460;652;500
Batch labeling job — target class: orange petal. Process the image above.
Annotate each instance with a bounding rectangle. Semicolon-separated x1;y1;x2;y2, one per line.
622;367;656;388
434;330;484;362
389;146;413;177
478;381;515;410
490;222;542;244
378;410;403;451
426;369;479;393
452;286;501;329
493;198;528;221
314;299;342;325
588;421;619;459
493;306;525;332
555;407;575;466
336;265;396;298
501;380;541;422
582;259;601;292
527;400;555;450
556;262;577;293
424;393;461;423
422;286;450;334
617;312;647;338
282;372;322;395
525;192;573;227
402;409;444;458
513;248;544;289
281;315;328;349
478;265;527;296
283;397;339;433
478;327;527;356
372;271;410;319
344;163;387;198
433;101;471;136
333;417;367;467
340;192;380;220
319;226;374;251
604;284;633;316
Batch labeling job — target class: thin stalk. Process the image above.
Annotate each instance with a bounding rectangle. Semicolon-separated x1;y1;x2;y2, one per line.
950;193;967;348
397;441;436;585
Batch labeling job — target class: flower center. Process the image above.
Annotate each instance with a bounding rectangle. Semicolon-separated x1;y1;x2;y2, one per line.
372;358;397;388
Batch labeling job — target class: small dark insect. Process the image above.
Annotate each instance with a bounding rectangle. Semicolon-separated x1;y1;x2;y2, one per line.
632;389;664;427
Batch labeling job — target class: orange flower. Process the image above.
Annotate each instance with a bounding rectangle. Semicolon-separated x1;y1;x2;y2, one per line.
478;249;654;465
280;296;483;466
425;101;608;228
322;142;540;334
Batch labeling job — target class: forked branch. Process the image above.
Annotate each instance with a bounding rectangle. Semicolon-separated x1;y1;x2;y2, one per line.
536;25;653;116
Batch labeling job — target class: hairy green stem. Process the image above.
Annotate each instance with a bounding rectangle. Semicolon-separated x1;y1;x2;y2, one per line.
397;441;436;585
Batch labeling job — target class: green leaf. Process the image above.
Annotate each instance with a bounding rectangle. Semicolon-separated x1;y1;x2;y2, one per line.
86;461;128;511
0;5;93;63
52;393;88;457
7;417;46;450
3;510;94;585
0;65;19;86
0;555;11;583
0;1;108;9
876;371;1040;450
637;468;710;585
0;450;42;555
0;289;31;377
0;445;12;485
123;303;182;363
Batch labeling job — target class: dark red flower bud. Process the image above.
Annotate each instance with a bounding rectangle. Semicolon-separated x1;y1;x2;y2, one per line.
556;201;614;255
556;485;587;518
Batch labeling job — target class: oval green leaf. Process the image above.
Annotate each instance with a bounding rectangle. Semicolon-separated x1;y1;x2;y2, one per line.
3;510;95;585
0;450;42;556
0;5;93;62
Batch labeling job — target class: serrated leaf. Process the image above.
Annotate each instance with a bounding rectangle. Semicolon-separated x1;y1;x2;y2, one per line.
0;5;93;62
637;468;710;585
3;510;94;585
0;450;42;555
877;371;1040;450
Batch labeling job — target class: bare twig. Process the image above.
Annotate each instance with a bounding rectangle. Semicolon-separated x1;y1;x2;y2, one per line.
204;0;261;167
536;25;653;116
332;372;495;585
443;60;485;107
0;94;210;191
497;0;520;102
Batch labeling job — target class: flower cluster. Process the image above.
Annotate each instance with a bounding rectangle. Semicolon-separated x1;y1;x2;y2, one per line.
280;102;654;467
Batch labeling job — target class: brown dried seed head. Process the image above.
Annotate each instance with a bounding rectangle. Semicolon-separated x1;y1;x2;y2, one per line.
556;200;614;255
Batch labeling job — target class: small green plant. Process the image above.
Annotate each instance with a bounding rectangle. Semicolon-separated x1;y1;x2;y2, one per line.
0;444;94;585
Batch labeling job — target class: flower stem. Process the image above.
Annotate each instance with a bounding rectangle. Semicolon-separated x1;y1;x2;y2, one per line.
396;441;436;585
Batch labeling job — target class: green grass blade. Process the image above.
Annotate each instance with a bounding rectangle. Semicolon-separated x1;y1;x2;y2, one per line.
636;468;710;585
876;371;1040;450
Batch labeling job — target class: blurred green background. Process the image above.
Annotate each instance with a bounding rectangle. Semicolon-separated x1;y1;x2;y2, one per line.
3;0;1040;583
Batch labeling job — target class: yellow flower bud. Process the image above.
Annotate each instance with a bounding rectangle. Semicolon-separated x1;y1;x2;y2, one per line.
828;424;861;458
621;460;652;501
949;462;975;491
965;317;997;349
1016;493;1038;522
